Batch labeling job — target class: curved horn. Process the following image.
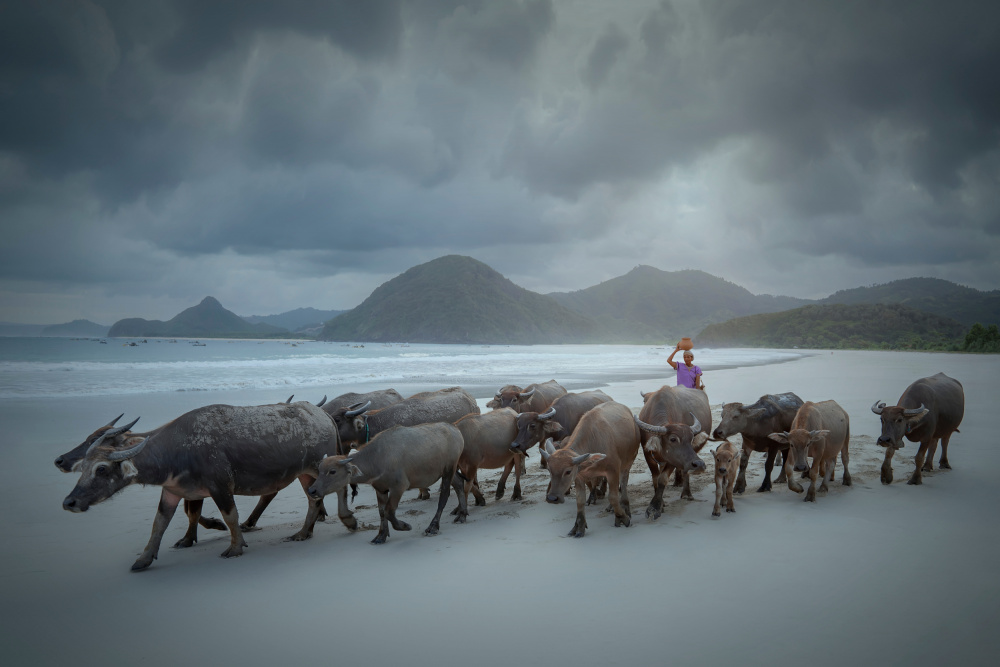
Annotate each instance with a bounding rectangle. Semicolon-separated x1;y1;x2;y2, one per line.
87;417;141;457
106;436;148;461
286;395;294;403
519;387;536;399
633;414;667;435
344;401;371;417
494;392;502;399
640;390;649;399
536;407;556;421
871;400;885;415
903;404;926;417
316;395;327;407
571;453;591;466
689;413;702;435
104;414;124;429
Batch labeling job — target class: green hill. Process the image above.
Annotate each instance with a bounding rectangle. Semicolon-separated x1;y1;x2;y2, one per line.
821;277;1000;327
318;255;598;344
547;266;812;342
243;307;345;332
41;319;109;337
108;297;285;338
695;303;967;350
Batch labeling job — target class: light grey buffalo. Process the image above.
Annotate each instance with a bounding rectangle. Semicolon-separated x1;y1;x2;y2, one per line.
634;385;711;519
510;390;613;456
308;422;466;544
452;408;521;517
487;380;567;412
539;401;641;537
712;392;804;494
62;402;347;570
321;389;404;452
768;400;852;502
872;372;964;485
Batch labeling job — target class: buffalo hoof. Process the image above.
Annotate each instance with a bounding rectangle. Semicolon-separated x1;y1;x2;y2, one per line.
568;524;587;538
734;480;746;495
341;515;359;532
907;476;923;486
615;514;631;528
423;524;440;536
199;517;226;531
645;505;661;520
220;545;245;558
475;497;487;507
131;555;155;571
940;461;952;470
775;473;787;484
881;467;893;485
788;482;804;494
172;536;196;549
511;489;522;501
681;492;694;501
449;506;460;516
239;523;261;532
495;487;505;500
758;481;772;493
284;531;312;542
726;507;735;513
418;489;431;500
453;512;467;524
804;490;816;502
371;534;388;545
712;509;721;517
922;463;933;472
392;520;412;531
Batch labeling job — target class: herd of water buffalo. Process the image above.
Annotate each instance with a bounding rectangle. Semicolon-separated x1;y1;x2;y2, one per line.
55;372;964;571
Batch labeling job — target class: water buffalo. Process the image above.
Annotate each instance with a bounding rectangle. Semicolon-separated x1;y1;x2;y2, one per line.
452;408;521;517
62;402;348;570
634;385;711;519
711;440;741;517
872;372;964;485
712;392;804;494
509;390;612;456
322;389;405;450
769;400;851;502
539;401;641;537
308;422;465;544
487;380;567;412
337;386;479;447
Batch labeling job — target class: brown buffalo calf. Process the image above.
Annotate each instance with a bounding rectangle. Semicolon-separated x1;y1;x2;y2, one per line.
768;400;851;503
712;440;740;517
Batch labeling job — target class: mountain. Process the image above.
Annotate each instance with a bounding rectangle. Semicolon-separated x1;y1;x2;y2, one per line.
41;319;109;337
108;297;285;338
0;323;46;337
547;266;813;342
244;307;345;332
820;277;1000;327
319;255;598;344
695;303;967;350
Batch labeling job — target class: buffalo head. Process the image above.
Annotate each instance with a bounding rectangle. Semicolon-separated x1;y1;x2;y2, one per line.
634;413;708;473
54;414;136;473
510;408;560;455
768;429;830;472
539;439;605;504
62;419;148;513
712;403;766;440
871;401;928;449
308;455;362;499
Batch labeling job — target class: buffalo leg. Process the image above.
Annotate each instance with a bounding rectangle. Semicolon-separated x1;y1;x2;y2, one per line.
680;470;694;501
647;468;668;520
880;445;896;485
613;468;631;527
372;489;392;544
240;492;278;532
512;454;523;501
174;498;205;548
759;447;779;492
211;490;248;558
734;445;751;494
471;468;487;507
133;489;182;571
496;460;511;499
569;478;588;537
804;457;820;502
939;432;953;469
908;441;932;485
841;440;852;486
774;449;788;483
286;475;326;541
196;502;227;531
785;458;804;494
452;473;469;523
712;473;724;517
726;472;737;512
425;467;455;536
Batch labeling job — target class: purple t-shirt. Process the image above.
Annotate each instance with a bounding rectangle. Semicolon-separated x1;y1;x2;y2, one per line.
677;362;702;389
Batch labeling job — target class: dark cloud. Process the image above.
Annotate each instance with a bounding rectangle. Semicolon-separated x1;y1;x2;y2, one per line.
1;0;998;324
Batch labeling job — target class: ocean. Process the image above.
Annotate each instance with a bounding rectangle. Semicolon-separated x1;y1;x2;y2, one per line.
0;337;805;401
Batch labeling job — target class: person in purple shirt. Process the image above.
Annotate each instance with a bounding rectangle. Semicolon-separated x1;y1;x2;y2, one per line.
667;344;704;390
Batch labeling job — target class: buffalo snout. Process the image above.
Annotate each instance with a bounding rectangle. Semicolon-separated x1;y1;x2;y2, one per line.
712;429;724;440
691;459;706;472
307;485;322;499
63;496;87;513
794;463;809;472
546;494;563;504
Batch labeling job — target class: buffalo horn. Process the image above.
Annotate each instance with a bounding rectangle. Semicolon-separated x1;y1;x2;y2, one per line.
106;436;148;461
903;404;926;416
86;417;141;457
345;401;371;417
633;414;666;435
104;414;124;429
537;407;556;421
519;387;536;399
286;395;294;403
571;453;591;466
316;395;327;407
494;392;502;399
690;413;702;435
871;401;885;415
640;391;649;399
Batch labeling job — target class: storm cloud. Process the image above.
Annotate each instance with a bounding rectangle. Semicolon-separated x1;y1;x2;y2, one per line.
1;0;997;324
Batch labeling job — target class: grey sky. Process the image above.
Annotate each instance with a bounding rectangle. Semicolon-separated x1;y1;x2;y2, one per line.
1;0;998;324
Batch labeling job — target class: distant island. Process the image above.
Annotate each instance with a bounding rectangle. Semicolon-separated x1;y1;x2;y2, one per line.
6;255;998;350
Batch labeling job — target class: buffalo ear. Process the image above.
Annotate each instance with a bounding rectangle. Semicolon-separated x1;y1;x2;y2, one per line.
346;463;363;477
542;421;561;433
352;416;366;431
768;432;790;445
642;435;662;455
486;399;500;409
747;407;767;420
692;432;710;450
905;409;929;431
544;438;557;456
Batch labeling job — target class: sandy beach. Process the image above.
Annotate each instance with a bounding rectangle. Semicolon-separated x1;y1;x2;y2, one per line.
2;350;998;666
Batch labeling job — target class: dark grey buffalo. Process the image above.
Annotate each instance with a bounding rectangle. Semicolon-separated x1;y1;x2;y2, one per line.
539;401;641;537
337;386;479;447
308;422;465;544
634;385;711;519
712;392;804;494
509;390;612;456
487;380;567;413
322;389;404;451
872;372;964;485
452;408;521;516
62;402;346;571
